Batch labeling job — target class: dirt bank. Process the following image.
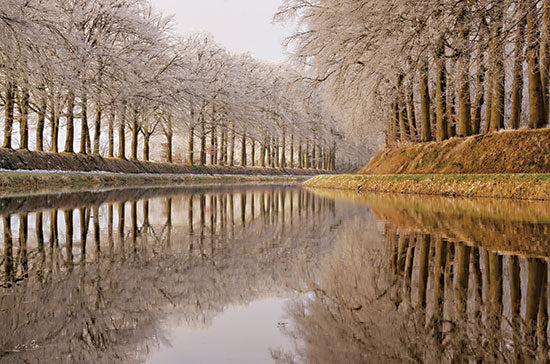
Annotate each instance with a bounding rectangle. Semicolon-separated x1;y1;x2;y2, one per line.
360;128;550;174
303;174;550;200
0;148;329;176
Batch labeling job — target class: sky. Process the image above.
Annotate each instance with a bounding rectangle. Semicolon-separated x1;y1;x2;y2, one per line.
151;0;291;62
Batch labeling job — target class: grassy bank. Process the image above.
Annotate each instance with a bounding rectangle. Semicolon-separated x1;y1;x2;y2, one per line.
361;128;550;174
303;174;550;200
0;171;308;197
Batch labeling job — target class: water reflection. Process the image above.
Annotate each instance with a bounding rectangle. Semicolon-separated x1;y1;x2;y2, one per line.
2;187;549;363
277;191;550;364
0;186;342;363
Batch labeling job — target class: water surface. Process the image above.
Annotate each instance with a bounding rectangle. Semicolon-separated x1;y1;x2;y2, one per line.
0;185;548;363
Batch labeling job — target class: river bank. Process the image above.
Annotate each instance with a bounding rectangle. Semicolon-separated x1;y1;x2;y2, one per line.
361;129;550;175
305;129;550;200
303;174;550;200
0;171;309;197
0;148;329;176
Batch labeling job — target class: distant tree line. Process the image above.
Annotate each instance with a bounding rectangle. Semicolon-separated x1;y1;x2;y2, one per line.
277;0;550;148
0;0;349;171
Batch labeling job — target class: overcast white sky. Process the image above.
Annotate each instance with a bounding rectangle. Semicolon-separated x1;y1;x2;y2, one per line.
151;0;291;62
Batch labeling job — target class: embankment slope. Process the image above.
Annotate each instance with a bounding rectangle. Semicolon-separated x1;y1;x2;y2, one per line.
360;129;549;174
0;148;326;176
305;129;550;200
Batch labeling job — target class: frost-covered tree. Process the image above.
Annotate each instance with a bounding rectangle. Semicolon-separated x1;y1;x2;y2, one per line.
277;0;550;151
0;0;346;171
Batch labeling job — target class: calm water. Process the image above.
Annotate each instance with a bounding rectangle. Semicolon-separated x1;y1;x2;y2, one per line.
0;185;549;363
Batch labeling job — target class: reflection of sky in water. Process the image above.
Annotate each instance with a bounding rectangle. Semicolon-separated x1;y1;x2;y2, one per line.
147;298;291;364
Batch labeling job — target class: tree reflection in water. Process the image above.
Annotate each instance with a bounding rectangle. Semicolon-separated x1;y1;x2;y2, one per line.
2;187;549;363
0;186;350;363
275;191;550;364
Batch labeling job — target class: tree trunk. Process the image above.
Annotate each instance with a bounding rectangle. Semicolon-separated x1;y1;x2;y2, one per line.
484;62;494;134
510;17;526;129
19;89;29;150
290;133;294;168
435;37;449;142
251;139;255;167
93;105;101;155
222;125;228;164
118;103;126;159
261;135;267;167
472;22;488;135
447;59;457;137
79;93;88;154
397;75;410;141
166;132;173;163
64;93;75;152
188;125;194;165
275;138;281;168
143;134;150;161
210;125;215;165
229;122;235;166
457;5;472;137
240;132;246;167
130;108;138;159
281;128;286;167
419;62;432;142
108;111;114;157
388;101;399;143
270;137;276;167
200;116;206;165
219;125;225;165
50;102;59;153
331;143;336;171
541;0;550;126
36;97;46;151
489;6;505;132
311;140;317;168
298;142;303;169
527;1;547;129
407;92;417;141
2;80;14;149
305;142;310;168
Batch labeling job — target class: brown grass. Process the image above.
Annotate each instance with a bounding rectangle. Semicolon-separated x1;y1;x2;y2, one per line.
361;128;550;174
303;174;550;200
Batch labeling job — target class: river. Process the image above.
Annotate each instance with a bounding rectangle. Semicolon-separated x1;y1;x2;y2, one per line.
0;185;548;363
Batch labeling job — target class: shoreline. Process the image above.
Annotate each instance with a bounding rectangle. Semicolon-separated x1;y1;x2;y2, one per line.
0;171;309;197
303;174;550;200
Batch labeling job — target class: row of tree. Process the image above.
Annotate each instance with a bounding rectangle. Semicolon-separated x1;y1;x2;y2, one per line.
0;0;351;170
277;0;550;147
